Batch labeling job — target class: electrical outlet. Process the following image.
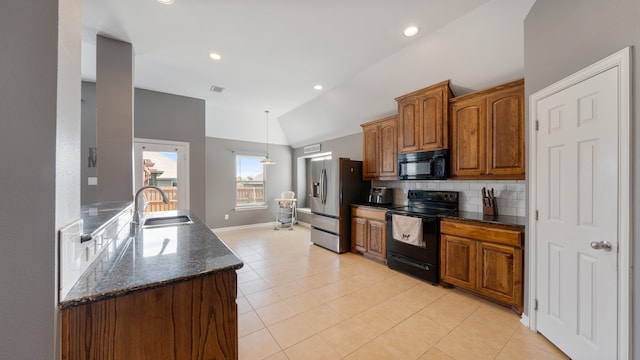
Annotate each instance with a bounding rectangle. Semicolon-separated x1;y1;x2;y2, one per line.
224;214;229;220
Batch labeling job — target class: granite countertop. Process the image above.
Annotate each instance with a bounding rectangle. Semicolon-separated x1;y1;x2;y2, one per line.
81;201;134;235
352;202;526;228
440;211;526;228
60;210;244;309
351;202;403;210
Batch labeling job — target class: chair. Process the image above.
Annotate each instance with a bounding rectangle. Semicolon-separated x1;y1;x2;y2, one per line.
274;191;297;230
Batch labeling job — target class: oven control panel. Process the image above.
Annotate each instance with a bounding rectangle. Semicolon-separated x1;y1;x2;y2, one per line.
407;190;458;204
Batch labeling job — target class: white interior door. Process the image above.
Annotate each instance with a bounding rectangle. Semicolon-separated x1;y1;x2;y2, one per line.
134;138;189;211
534;67;619;359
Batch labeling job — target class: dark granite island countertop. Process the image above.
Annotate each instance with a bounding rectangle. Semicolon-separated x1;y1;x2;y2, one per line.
81;201;134;235
60;210;244;309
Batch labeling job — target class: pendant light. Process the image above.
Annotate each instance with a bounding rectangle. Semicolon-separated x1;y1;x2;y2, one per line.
261;110;276;165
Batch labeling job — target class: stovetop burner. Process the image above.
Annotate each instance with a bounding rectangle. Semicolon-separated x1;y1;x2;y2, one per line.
388;190;459;217
391;206;458;216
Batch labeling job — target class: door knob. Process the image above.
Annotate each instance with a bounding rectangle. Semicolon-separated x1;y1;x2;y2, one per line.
590;241;613;252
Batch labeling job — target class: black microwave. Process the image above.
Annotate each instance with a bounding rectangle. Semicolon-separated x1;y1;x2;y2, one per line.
398;149;449;180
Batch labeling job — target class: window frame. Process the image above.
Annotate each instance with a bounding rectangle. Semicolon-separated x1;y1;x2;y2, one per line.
234;154;267;210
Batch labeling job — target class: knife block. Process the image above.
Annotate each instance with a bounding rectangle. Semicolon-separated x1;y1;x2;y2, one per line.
483;203;497;216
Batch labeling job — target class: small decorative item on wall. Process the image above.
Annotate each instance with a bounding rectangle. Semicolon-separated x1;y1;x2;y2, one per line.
88;147;97;168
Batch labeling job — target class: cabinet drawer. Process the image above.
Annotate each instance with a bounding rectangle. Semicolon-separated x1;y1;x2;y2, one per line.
440;220;522;247
352;207;387;222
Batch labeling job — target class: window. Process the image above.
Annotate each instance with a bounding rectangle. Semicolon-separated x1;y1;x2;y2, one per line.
236;155;265;207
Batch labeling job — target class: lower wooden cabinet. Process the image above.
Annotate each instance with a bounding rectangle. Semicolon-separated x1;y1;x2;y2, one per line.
441;234;476;289
61;271;238;360
351;206;387;261
440;219;523;313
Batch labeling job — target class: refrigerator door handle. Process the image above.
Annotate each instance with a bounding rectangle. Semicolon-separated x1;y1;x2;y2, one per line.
322;168;328;205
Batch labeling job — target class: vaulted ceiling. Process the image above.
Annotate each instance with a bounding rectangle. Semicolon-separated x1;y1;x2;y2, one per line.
82;0;534;147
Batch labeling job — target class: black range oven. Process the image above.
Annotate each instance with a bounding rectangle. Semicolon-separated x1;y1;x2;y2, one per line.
386;190;458;285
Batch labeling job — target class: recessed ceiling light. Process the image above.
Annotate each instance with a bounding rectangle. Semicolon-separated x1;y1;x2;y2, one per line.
157;0;174;4
208;52;222;61
314;84;323;91
403;26;420;37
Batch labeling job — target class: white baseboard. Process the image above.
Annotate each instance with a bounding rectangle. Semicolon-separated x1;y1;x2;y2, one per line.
520;314;530;328
212;222;275;232
212;221;310;232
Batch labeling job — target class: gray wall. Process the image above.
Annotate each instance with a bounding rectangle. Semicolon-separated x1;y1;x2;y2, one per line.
524;0;640;357
1;0;81;358
96;36;134;202
81;82;97;204
135;88;207;219
292;132;363;208
206;137;293;228
81;84;207;220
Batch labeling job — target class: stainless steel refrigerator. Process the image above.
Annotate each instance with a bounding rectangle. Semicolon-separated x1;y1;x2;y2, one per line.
310;157;370;253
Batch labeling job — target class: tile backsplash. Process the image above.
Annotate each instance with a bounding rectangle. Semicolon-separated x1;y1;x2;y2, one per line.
374;180;527;217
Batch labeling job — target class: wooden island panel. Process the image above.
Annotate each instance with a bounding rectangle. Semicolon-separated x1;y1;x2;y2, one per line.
62;271;238;360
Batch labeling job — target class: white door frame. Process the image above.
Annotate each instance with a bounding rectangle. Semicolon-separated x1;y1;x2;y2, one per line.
527;47;631;359
134;138;190;210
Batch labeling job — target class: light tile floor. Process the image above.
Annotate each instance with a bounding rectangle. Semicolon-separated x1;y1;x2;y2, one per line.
215;225;569;360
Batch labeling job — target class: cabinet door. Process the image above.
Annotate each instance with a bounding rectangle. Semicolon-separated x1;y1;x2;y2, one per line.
440;234;476;289
397;97;420;153
362;124;379;180
352;216;367;253
367;220;387;259
378;118;398;178
476;241;522;310
417;86;446;151
486;85;525;177
450;97;485;177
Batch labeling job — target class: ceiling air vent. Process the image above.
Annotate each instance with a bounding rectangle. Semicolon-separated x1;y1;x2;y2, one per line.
209;85;225;93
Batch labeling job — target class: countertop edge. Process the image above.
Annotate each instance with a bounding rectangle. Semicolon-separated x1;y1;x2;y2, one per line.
59;263;243;310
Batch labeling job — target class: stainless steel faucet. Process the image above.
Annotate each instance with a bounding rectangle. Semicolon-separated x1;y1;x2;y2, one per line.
132;185;170;227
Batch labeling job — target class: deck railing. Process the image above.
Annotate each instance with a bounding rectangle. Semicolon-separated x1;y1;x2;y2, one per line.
143;187;178;212
236;187;264;204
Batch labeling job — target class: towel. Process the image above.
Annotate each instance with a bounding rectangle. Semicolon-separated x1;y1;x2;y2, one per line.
392;214;424;247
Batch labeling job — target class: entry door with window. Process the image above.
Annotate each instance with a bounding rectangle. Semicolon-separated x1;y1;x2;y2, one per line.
134;139;189;212
531;48;630;360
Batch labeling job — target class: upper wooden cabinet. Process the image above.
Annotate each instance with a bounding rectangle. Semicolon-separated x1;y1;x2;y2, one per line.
395;80;453;153
449;79;525;179
361;115;398;180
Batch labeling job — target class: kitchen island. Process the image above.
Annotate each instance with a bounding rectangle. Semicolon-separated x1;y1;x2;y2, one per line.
60;210;243;359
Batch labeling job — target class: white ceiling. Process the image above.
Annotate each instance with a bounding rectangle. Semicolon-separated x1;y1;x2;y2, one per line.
81;0;534;148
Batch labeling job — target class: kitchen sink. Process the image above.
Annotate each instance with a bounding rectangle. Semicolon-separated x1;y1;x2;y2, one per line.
142;215;193;228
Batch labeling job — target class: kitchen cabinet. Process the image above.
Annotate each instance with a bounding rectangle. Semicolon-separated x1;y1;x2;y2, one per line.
351;206;387;261
61;271;238;359
440;218;524;313
361;115;398;180
395;80;452;153
449;79;525;179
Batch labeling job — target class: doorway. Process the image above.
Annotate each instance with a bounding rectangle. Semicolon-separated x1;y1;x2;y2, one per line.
528;48;631;359
134;138;190;212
